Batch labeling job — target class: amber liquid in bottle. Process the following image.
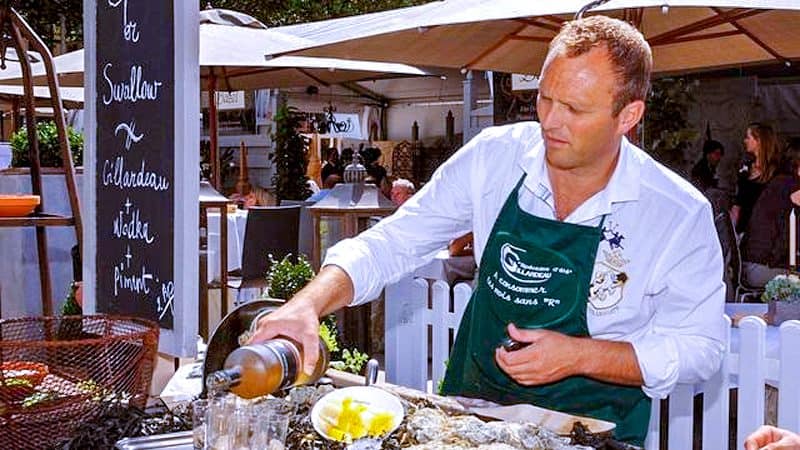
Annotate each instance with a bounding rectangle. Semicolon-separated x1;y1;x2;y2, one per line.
208;337;330;399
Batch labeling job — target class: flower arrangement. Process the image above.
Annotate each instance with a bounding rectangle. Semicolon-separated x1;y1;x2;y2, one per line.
761;273;800;304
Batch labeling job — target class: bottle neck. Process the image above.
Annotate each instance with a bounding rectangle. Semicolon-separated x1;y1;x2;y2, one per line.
205;366;242;395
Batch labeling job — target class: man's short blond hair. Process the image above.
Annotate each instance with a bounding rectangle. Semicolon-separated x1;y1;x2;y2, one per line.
545;15;652;116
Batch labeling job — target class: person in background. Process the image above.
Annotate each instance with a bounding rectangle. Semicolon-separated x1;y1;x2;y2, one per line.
741;139;800;287
691;139;724;192
390;178;416;206
361;146;390;197
307;174;342;203
338;148;354;176
746;425;800;450
320;147;340;184
732;123;782;234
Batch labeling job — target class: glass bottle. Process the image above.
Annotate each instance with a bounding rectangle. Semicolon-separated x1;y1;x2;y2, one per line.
206;337;330;399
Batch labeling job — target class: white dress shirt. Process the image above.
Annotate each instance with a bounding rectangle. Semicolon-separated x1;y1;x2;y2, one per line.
325;121;727;399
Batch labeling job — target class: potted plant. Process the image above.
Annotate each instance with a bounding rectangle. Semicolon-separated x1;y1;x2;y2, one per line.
762;273;800;325
270;104;311;203
264;253;314;300
10;120;83;168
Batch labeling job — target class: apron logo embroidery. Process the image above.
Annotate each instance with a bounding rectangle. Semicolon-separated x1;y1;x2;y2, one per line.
589;223;630;312
499;243;556;284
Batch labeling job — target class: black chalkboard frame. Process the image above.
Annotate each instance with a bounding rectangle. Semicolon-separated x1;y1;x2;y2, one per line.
83;0;200;357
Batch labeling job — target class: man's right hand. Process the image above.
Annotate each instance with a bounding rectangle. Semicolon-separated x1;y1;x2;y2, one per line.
246;265;355;375
248;296;322;375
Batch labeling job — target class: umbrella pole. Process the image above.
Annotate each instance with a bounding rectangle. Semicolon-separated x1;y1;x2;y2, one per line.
208;74;220;190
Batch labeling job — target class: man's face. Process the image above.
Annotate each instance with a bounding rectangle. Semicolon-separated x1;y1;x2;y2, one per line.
391;187;413;205
537;46;635;173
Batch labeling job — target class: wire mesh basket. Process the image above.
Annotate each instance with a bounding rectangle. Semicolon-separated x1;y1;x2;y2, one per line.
0;315;159;449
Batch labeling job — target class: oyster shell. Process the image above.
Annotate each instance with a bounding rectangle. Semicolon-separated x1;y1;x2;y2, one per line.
405;408;595;450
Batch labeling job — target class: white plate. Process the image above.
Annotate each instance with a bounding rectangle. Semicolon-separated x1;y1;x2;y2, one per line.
311;386;404;442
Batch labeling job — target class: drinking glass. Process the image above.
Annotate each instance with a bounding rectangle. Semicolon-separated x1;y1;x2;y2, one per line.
249;398;295;450
206;395;235;450
191;399;208;450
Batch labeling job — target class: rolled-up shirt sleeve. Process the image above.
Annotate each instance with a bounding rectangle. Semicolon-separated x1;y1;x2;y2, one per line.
323;132;489;306
632;202;727;399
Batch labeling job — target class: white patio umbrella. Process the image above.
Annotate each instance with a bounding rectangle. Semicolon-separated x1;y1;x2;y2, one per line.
282;0;800;76
0;9;429;90
0;85;83;109
0;9;430;188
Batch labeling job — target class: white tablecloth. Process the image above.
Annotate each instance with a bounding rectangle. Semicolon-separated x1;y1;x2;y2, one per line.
207;209;248;283
414;249;476;284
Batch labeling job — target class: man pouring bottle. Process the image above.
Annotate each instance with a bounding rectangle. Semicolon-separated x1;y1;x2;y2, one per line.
249;16;726;446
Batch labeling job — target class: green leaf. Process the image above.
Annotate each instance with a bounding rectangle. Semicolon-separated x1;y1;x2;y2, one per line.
10;121;84;168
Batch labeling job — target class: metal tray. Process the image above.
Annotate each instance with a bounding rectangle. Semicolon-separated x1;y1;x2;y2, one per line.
115;431;194;450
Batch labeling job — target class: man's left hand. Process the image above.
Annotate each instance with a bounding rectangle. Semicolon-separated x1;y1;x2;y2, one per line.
495;323;581;386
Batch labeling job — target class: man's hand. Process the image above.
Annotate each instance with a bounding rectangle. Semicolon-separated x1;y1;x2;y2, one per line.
246;265;354;375
495;323;644;386
745;425;800;450
495;323;581;385
247;296;322;375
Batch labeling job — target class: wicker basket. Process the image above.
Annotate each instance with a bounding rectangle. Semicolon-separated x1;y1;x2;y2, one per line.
0;315;159;450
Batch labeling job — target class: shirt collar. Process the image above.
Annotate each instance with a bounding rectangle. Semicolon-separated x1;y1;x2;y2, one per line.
518;134;642;216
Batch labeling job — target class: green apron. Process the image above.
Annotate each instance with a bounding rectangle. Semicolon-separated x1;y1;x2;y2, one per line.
441;175;650;446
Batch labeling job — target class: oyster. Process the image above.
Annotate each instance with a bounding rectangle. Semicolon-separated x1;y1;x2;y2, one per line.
405;408;595;450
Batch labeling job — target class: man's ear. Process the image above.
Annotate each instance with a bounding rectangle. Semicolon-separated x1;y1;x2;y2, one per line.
617;100;645;136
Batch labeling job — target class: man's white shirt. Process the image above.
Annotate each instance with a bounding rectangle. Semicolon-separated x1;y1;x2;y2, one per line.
324;121;727;400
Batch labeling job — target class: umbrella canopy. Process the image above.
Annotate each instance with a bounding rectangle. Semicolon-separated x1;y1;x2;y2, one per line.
0;8;429;90
283;0;800;76
0;85;83;108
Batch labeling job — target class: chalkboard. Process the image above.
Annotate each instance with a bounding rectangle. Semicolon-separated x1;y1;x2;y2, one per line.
95;0;176;329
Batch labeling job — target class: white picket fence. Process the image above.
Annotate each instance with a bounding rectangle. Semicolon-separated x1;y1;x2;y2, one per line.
384;276;800;450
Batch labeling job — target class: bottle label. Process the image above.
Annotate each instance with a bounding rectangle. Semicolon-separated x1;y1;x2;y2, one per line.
264;339;299;390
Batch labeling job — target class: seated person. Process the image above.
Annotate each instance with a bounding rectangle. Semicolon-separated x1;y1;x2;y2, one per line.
390;178;416;206
307;174;342;202
321;148;340;182
691;139;724;192
741;140;800;287
229;184;276;208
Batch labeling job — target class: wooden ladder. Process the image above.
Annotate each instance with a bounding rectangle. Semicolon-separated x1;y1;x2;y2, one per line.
0;7;82;317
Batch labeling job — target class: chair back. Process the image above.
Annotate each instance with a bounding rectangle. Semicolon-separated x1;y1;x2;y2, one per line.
279;200;314;260
240;205;301;282
714;211;738;301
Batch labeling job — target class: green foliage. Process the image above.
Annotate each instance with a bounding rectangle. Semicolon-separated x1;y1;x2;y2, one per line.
15;0;83;50
319;314;370;375
331;348;369;374
762;274;800;304
10;121;83;168
60;282;82;316
319;320;340;354
265;253;315;299
643;78;699;174
270;104;312;202
205;0;433;27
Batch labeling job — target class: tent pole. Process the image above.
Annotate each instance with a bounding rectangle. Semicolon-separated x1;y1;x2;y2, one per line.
208;73;220;190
